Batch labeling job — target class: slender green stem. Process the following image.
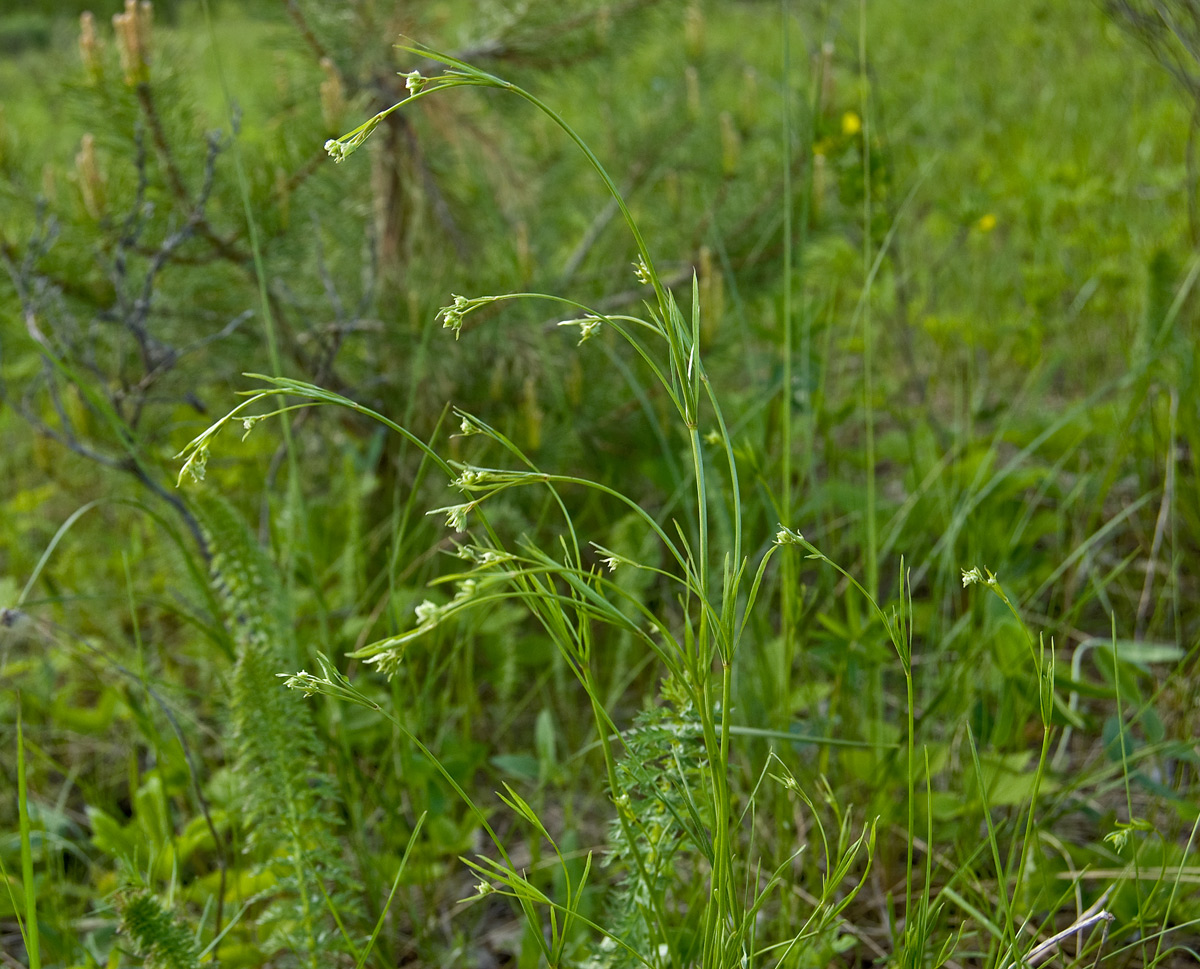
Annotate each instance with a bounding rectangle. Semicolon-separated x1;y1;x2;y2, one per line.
904;667;915;927
17;707;40;969
397;47;671;320
689;428;710;604
858;0;877;599
780;6;796;726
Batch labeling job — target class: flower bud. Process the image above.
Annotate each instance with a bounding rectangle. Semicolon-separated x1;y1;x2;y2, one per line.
113;0;152;86
75;133;106;219
79;11;103;84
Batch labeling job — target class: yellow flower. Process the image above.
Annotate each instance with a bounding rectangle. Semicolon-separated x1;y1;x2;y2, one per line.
841;111;862;136
976;213;997;233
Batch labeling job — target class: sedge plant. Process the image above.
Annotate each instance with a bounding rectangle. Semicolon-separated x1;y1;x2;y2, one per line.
179;42;880;968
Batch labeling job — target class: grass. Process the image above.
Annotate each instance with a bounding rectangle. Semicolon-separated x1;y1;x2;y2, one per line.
2;0;1199;967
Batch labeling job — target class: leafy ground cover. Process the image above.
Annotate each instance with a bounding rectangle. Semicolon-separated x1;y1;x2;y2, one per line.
1;1;1198;967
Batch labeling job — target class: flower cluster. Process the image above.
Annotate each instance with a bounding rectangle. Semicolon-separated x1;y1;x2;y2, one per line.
429;502;475;532
960;566;999;589
590;543;630;573
556;316;603;346
178;443;208;484
402;70;427;96
435;295;473;338
324;114;384;164
458;414;485;436
453;467;492;490
280;669;323;697
773;525;805;546
455;543;516;567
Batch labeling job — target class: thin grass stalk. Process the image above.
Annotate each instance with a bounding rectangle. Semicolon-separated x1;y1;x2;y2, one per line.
1002;653;1055;969
900;564;916;927
398;44;670;318
1154;811;1200;968
857;0;878;599
1112;623;1148;964
17;707;40;969
492;555;675;960
779;4;797;742
353;813;426;969
964;722;1014;964
968;570;1057;965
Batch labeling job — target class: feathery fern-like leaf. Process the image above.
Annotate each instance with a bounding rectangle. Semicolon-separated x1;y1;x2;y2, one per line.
193;494;355;964
116;889;203;969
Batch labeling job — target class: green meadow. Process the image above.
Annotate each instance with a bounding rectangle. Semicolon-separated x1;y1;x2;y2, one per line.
1;0;1197;966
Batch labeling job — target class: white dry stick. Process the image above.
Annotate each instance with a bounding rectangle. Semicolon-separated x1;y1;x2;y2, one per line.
1006;886;1114;969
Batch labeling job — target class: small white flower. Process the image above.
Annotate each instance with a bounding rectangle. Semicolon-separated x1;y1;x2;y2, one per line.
556;316;602;346
962;566;998;589
436;294;471;338
633;257;651;285
454;468;488;490
591;543;626;572
774;525;804;546
402;70;426;95
414;599;441;625
177;444;209;484
281;670;321;696
324;138;348;163
240;416;264;441
429;502;473;531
